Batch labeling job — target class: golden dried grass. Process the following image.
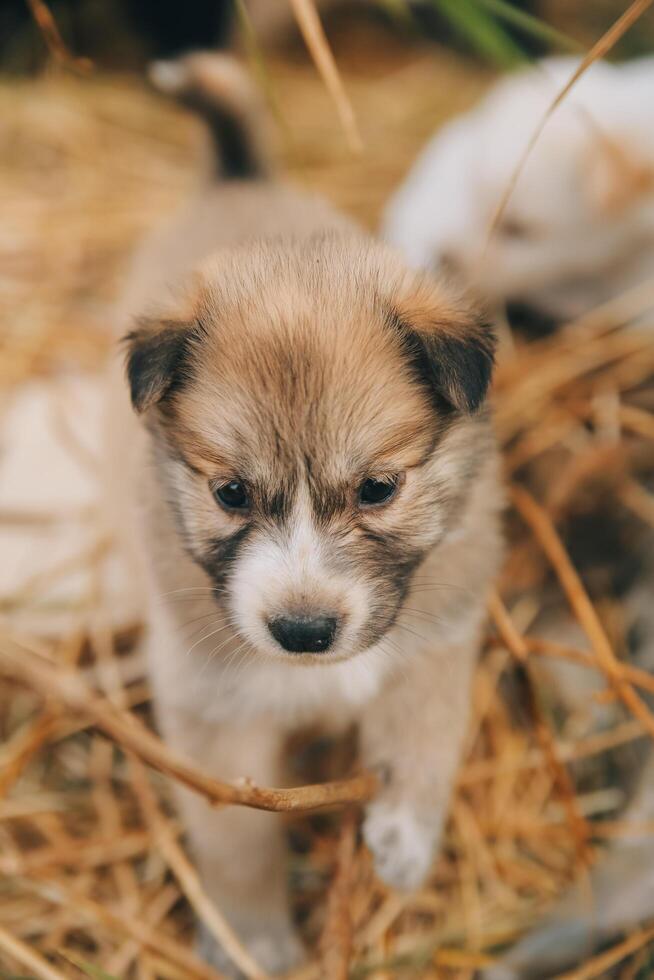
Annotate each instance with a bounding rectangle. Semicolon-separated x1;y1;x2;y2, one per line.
1;28;653;980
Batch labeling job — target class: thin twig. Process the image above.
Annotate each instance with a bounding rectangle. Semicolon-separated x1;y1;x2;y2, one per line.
288;0;363;153
106;884;181;978
0;923;66;980
511;486;654;741
555;921;654;980
24;0;92;72
488;591;592;862
19;876;225;980
0;636;379;812
525;636;654;698
620;479;654;529
0;710;57;797
320;809;357;980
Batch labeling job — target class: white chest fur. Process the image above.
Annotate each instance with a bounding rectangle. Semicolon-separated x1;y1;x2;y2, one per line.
146;601;401;730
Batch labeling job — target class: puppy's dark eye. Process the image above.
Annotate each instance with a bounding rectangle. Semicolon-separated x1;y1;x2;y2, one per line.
358;476;399;508
213;479;249;512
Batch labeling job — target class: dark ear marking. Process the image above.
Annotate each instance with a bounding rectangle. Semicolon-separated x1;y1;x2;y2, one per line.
123;319;199;413
389;307;496;414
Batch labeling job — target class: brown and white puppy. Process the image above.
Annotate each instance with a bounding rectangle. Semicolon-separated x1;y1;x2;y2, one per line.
109;53;503;974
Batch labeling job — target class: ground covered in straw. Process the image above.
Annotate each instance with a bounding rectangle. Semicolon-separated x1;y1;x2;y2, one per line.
1;24;654;980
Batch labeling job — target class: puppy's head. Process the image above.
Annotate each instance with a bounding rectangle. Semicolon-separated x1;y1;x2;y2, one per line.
125;235;494;662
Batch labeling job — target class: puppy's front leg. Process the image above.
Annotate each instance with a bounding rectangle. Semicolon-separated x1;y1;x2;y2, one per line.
161;711;303;974
361;640;477;891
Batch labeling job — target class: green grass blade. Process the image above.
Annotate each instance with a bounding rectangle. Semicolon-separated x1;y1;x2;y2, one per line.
375;0;418;30
432;0;526;67
59;955;120;980
476;0;583;52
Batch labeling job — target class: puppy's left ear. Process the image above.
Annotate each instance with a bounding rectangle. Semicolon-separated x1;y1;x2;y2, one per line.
124;318;198;413
389;283;496;414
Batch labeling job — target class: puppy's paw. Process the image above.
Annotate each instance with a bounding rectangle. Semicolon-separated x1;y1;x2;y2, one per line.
363;802;436;891
197;919;304;977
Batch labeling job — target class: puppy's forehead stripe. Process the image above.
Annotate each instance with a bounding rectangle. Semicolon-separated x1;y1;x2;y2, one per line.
263;485;293;521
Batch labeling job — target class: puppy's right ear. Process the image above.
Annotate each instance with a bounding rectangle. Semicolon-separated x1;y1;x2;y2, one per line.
388;277;496;415
124;319;197;413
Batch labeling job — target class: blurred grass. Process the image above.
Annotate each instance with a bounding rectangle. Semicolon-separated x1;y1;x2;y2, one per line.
3;0;654;76
476;0;583;51
429;0;527;67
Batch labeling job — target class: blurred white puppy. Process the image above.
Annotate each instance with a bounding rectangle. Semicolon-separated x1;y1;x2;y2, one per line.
384;57;654;332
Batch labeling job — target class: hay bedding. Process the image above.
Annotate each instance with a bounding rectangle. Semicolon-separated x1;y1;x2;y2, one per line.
1;33;654;980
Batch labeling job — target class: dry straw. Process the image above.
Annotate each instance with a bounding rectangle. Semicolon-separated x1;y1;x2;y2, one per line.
1;1;654;976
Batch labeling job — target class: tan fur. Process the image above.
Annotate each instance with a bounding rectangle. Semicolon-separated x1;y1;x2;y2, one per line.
106;54;503;975
585;134;654;215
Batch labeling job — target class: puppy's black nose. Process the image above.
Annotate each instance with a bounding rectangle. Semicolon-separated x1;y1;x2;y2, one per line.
268;614;337;653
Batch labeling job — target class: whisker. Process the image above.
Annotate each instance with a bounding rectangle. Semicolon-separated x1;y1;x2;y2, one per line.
184;622;232;659
401;607;444;625
162;594;222;606
393;622;430;644
409;582;472;596
223;635;249;671
221;625;259;673
182;616;229;644
377;639;409;684
159;587;221;597
175;610;222;633
200;635;246;678
224;641;255;685
170;605;239;643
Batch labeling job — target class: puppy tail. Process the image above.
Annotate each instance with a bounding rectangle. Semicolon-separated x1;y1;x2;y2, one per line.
148;52;270;181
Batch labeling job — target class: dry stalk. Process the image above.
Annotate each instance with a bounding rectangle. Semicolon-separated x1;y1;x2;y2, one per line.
24;0;92;72
0;830;152;876
511;486;654;741
488;591;592;862
0;922;66;980
525;636;654;698
0;710;57;797
0;636;378;812
620;479;654;529
20;875;226;980
461;717;646;785
555;921;654;980
106;883;181;978
619;403;654;440
288;0;362;153
319;808;357;980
